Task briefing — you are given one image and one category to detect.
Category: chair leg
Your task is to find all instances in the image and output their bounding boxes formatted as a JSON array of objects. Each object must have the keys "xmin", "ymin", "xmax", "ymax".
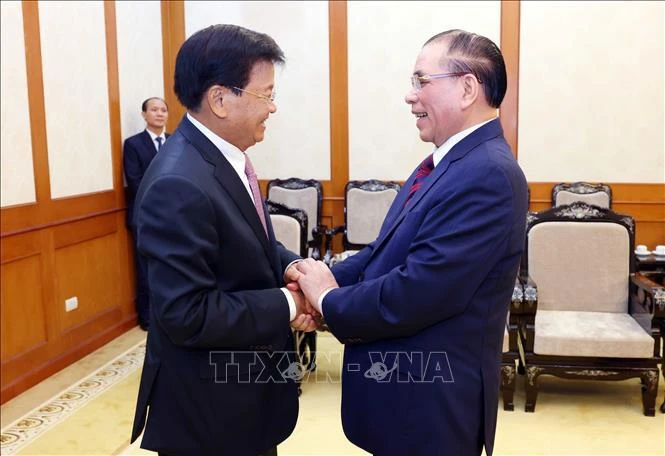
[
  {"xmin": 517, "ymin": 356, "xmax": 525, "ymax": 375},
  {"xmin": 661, "ymin": 364, "xmax": 665, "ymax": 414},
  {"xmin": 640, "ymin": 369, "xmax": 658, "ymax": 417},
  {"xmin": 501, "ymin": 364, "xmax": 516, "ymax": 411},
  {"xmin": 524, "ymin": 366, "xmax": 541, "ymax": 412}
]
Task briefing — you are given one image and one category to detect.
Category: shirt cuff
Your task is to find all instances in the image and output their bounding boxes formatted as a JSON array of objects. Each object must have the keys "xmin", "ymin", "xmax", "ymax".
[
  {"xmin": 317, "ymin": 287, "xmax": 336, "ymax": 318},
  {"xmin": 281, "ymin": 288, "xmax": 297, "ymax": 322},
  {"xmin": 283, "ymin": 259, "xmax": 303, "ymax": 283}
]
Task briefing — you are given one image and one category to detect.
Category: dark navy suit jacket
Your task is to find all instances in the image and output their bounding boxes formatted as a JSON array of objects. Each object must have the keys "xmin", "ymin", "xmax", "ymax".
[
  {"xmin": 324, "ymin": 119, "xmax": 528, "ymax": 456},
  {"xmin": 122, "ymin": 129, "xmax": 170, "ymax": 228},
  {"xmin": 130, "ymin": 116, "xmax": 300, "ymax": 455}
]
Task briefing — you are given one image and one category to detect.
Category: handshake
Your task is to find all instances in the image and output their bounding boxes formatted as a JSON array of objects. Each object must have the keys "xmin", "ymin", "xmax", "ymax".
[{"xmin": 284, "ymin": 258, "xmax": 338, "ymax": 333}]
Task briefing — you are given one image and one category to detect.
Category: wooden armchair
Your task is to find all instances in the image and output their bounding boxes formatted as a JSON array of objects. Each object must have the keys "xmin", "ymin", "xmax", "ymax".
[
  {"xmin": 267, "ymin": 178, "xmax": 327, "ymax": 260},
  {"xmin": 323, "ymin": 179, "xmax": 401, "ymax": 265},
  {"xmin": 519, "ymin": 202, "xmax": 663, "ymax": 416}
]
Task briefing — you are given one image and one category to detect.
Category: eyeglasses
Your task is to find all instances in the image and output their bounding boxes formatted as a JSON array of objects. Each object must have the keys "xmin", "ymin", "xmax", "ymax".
[
  {"xmin": 410, "ymin": 72, "xmax": 478, "ymax": 91},
  {"xmin": 232, "ymin": 86, "xmax": 277, "ymax": 104}
]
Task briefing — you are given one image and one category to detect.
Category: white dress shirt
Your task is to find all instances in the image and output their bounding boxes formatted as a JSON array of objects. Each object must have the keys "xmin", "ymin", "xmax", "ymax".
[{"xmin": 187, "ymin": 113, "xmax": 298, "ymax": 321}]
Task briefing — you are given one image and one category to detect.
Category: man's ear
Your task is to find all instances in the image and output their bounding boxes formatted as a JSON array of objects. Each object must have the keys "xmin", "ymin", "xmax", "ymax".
[
  {"xmin": 460, "ymin": 74, "xmax": 480, "ymax": 109},
  {"xmin": 207, "ymin": 85, "xmax": 228, "ymax": 118}
]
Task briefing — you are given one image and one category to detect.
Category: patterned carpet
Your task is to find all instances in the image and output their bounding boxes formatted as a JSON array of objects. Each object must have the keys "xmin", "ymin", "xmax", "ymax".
[
  {"xmin": 2, "ymin": 330, "xmax": 664, "ymax": 455},
  {"xmin": 1, "ymin": 342, "xmax": 145, "ymax": 455}
]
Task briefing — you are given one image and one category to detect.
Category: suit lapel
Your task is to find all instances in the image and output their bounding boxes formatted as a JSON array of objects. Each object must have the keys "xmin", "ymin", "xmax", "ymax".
[
  {"xmin": 370, "ymin": 119, "xmax": 505, "ymax": 258},
  {"xmin": 140, "ymin": 130, "xmax": 157, "ymax": 162},
  {"xmin": 176, "ymin": 116, "xmax": 273, "ymax": 259}
]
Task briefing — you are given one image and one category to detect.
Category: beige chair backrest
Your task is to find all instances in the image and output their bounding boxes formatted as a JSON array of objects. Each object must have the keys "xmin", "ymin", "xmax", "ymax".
[
  {"xmin": 270, "ymin": 214, "xmax": 304, "ymax": 255},
  {"xmin": 346, "ymin": 188, "xmax": 398, "ymax": 245},
  {"xmin": 555, "ymin": 190, "xmax": 611, "ymax": 209},
  {"xmin": 268, "ymin": 186, "xmax": 318, "ymax": 242},
  {"xmin": 527, "ymin": 221, "xmax": 629, "ymax": 313}
]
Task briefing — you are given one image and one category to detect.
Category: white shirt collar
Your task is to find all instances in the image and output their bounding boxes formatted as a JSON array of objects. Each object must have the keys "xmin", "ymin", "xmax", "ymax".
[
  {"xmin": 145, "ymin": 128, "xmax": 165, "ymax": 142},
  {"xmin": 186, "ymin": 113, "xmax": 255, "ymax": 201},
  {"xmin": 432, "ymin": 117, "xmax": 496, "ymax": 167}
]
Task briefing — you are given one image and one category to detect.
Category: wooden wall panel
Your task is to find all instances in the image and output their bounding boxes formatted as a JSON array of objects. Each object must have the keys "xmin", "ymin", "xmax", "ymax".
[
  {"xmin": 0, "ymin": 2, "xmax": 137, "ymax": 404},
  {"xmin": 0, "ymin": 254, "xmax": 47, "ymax": 360},
  {"xmin": 54, "ymin": 217, "xmax": 120, "ymax": 333}
]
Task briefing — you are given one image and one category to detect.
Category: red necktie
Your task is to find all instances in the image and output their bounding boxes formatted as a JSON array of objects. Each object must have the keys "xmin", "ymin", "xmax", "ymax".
[
  {"xmin": 244, "ymin": 154, "xmax": 268, "ymax": 237},
  {"xmin": 405, "ymin": 153, "xmax": 435, "ymax": 206}
]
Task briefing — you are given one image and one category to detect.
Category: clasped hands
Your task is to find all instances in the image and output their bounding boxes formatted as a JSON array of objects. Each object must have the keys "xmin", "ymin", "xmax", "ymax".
[{"xmin": 285, "ymin": 259, "xmax": 338, "ymax": 332}]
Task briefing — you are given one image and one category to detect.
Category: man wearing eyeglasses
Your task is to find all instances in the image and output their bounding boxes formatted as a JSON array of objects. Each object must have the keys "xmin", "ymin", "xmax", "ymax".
[
  {"xmin": 130, "ymin": 24, "xmax": 317, "ymax": 456},
  {"xmin": 294, "ymin": 29, "xmax": 528, "ymax": 455}
]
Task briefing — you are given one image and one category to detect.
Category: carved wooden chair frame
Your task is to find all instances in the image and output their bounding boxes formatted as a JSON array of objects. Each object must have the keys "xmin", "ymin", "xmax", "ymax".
[{"xmin": 519, "ymin": 202, "xmax": 663, "ymax": 416}]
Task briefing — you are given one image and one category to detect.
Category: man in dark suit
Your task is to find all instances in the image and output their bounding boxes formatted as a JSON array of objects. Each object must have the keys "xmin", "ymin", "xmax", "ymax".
[
  {"xmin": 130, "ymin": 25, "xmax": 316, "ymax": 455},
  {"xmin": 295, "ymin": 30, "xmax": 528, "ymax": 455},
  {"xmin": 123, "ymin": 97, "xmax": 169, "ymax": 330}
]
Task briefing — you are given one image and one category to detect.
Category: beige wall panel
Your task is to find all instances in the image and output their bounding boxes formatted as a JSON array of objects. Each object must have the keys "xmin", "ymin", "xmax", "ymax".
[
  {"xmin": 39, "ymin": 1, "xmax": 114, "ymax": 199},
  {"xmin": 184, "ymin": 1, "xmax": 331, "ymax": 180},
  {"xmin": 116, "ymin": 1, "xmax": 165, "ymax": 142},
  {"xmin": 518, "ymin": 1, "xmax": 664, "ymax": 183},
  {"xmin": 1, "ymin": 254, "xmax": 47, "ymax": 360},
  {"xmin": 348, "ymin": 1, "xmax": 501, "ymax": 181},
  {"xmin": 1, "ymin": 2, "xmax": 36, "ymax": 207}
]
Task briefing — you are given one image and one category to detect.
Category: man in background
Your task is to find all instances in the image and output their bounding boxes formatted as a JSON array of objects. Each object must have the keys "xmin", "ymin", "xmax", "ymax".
[
  {"xmin": 130, "ymin": 24, "xmax": 316, "ymax": 456},
  {"xmin": 295, "ymin": 29, "xmax": 528, "ymax": 456},
  {"xmin": 122, "ymin": 97, "xmax": 169, "ymax": 331}
]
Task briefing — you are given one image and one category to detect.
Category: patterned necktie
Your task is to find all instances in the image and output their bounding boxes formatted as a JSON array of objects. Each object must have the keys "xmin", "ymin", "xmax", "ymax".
[
  {"xmin": 155, "ymin": 136, "xmax": 163, "ymax": 151},
  {"xmin": 405, "ymin": 153, "xmax": 435, "ymax": 206},
  {"xmin": 244, "ymin": 154, "xmax": 268, "ymax": 237}
]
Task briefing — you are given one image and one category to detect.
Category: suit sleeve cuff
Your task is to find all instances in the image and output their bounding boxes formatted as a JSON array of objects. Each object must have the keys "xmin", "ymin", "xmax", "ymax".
[{"xmin": 281, "ymin": 288, "xmax": 296, "ymax": 321}]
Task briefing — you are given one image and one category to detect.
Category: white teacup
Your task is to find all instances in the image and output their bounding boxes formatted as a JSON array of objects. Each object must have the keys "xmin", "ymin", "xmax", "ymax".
[
  {"xmin": 654, "ymin": 245, "xmax": 665, "ymax": 256},
  {"xmin": 635, "ymin": 245, "xmax": 649, "ymax": 255}
]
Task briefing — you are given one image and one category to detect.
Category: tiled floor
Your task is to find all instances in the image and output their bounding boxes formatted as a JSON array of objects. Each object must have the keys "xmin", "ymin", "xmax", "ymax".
[{"xmin": 2, "ymin": 329, "xmax": 664, "ymax": 455}]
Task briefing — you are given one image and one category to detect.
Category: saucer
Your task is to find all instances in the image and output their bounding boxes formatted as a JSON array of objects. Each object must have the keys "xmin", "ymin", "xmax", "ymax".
[
  {"xmin": 634, "ymin": 250, "xmax": 651, "ymax": 256},
  {"xmin": 653, "ymin": 251, "xmax": 665, "ymax": 257}
]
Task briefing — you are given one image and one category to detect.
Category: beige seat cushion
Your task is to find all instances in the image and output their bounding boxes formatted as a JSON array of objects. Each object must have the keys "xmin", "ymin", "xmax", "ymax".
[{"xmin": 534, "ymin": 310, "xmax": 654, "ymax": 358}]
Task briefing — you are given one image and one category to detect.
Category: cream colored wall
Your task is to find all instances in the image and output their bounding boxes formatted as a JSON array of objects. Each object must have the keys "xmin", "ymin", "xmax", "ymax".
[
  {"xmin": 39, "ymin": 1, "xmax": 114, "ymax": 199},
  {"xmin": 1, "ymin": 1, "xmax": 35, "ymax": 208},
  {"xmin": 184, "ymin": 1, "xmax": 331, "ymax": 180},
  {"xmin": 116, "ymin": 1, "xmax": 165, "ymax": 142},
  {"xmin": 347, "ymin": 1, "xmax": 501, "ymax": 181},
  {"xmin": 518, "ymin": 1, "xmax": 664, "ymax": 183}
]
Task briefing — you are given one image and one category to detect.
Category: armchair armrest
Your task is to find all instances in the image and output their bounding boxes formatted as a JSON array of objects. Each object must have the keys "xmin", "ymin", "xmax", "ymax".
[
  {"xmin": 511, "ymin": 277, "xmax": 523, "ymax": 314},
  {"xmin": 519, "ymin": 273, "xmax": 538, "ymax": 352},
  {"xmin": 630, "ymin": 273, "xmax": 665, "ymax": 319},
  {"xmin": 309, "ymin": 224, "xmax": 328, "ymax": 260},
  {"xmin": 520, "ymin": 274, "xmax": 538, "ymax": 315},
  {"xmin": 323, "ymin": 225, "xmax": 345, "ymax": 266}
]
